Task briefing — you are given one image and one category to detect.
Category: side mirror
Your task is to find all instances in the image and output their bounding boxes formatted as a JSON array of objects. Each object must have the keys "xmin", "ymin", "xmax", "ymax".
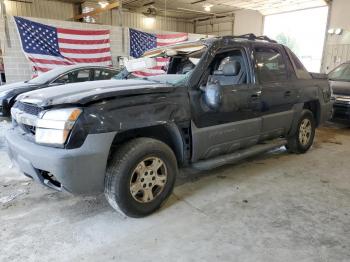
[{"xmin": 204, "ymin": 82, "xmax": 223, "ymax": 110}]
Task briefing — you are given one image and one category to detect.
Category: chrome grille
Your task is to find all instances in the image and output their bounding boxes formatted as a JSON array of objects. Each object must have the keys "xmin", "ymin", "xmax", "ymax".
[
  {"xmin": 15, "ymin": 101, "xmax": 42, "ymax": 116},
  {"xmin": 11, "ymin": 102, "xmax": 40, "ymax": 137}
]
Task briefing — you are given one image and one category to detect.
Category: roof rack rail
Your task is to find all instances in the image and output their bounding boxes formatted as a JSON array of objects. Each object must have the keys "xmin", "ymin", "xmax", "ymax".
[
  {"xmin": 255, "ymin": 35, "xmax": 277, "ymax": 43},
  {"xmin": 222, "ymin": 34, "xmax": 277, "ymax": 43},
  {"xmin": 222, "ymin": 34, "xmax": 256, "ymax": 41}
]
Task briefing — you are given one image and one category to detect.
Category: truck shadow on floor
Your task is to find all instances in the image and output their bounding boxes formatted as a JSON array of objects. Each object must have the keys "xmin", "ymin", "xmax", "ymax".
[
  {"xmin": 1, "ymin": 121, "xmax": 349, "ymax": 219},
  {"xmin": 176, "ymin": 146, "xmax": 289, "ymax": 188},
  {"xmin": 175, "ymin": 120, "xmax": 350, "ymax": 190}
]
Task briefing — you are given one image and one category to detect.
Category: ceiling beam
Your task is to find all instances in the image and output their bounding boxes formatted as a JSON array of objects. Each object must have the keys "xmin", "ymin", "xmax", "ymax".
[
  {"xmin": 71, "ymin": 1, "xmax": 120, "ymax": 21},
  {"xmin": 5, "ymin": 0, "xmax": 32, "ymax": 3}
]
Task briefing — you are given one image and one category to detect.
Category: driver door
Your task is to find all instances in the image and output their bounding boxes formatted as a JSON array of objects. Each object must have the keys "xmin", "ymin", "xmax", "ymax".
[{"xmin": 190, "ymin": 48, "xmax": 262, "ymax": 161}]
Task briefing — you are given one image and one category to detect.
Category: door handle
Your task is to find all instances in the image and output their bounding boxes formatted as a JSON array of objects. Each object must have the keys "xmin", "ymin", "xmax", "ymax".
[
  {"xmin": 284, "ymin": 91, "xmax": 291, "ymax": 97},
  {"xmin": 250, "ymin": 91, "xmax": 261, "ymax": 100}
]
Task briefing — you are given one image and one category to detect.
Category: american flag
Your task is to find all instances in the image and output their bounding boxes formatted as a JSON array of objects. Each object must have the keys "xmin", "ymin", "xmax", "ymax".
[
  {"xmin": 129, "ymin": 28, "xmax": 188, "ymax": 77},
  {"xmin": 14, "ymin": 16, "xmax": 112, "ymax": 74}
]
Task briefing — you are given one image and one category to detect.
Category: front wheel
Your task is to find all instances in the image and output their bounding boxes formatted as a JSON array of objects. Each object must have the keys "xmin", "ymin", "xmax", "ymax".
[
  {"xmin": 105, "ymin": 138, "xmax": 178, "ymax": 218},
  {"xmin": 287, "ymin": 109, "xmax": 316, "ymax": 154}
]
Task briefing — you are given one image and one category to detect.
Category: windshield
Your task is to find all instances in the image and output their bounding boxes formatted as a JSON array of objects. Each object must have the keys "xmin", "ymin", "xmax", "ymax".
[
  {"xmin": 328, "ymin": 63, "xmax": 350, "ymax": 82},
  {"xmin": 115, "ymin": 42, "xmax": 207, "ymax": 86},
  {"xmin": 27, "ymin": 67, "xmax": 71, "ymax": 85}
]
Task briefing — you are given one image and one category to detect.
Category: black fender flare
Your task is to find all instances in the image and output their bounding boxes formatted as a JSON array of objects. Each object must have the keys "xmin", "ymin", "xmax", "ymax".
[{"xmin": 111, "ymin": 122, "xmax": 187, "ymax": 165}]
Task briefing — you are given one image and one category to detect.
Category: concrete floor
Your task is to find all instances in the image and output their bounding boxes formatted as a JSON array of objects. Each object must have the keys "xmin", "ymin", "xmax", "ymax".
[{"xmin": 0, "ymin": 120, "xmax": 350, "ymax": 262}]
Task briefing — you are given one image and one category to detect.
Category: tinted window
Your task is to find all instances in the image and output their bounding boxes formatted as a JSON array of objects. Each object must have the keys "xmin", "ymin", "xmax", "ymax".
[
  {"xmin": 285, "ymin": 47, "xmax": 311, "ymax": 79},
  {"xmin": 328, "ymin": 63, "xmax": 350, "ymax": 81},
  {"xmin": 28, "ymin": 66, "xmax": 75, "ymax": 85},
  {"xmin": 53, "ymin": 73, "xmax": 71, "ymax": 84},
  {"xmin": 94, "ymin": 69, "xmax": 115, "ymax": 80},
  {"xmin": 255, "ymin": 47, "xmax": 288, "ymax": 83},
  {"xmin": 53, "ymin": 69, "xmax": 91, "ymax": 84},
  {"xmin": 76, "ymin": 69, "xmax": 91, "ymax": 82},
  {"xmin": 205, "ymin": 49, "xmax": 247, "ymax": 86}
]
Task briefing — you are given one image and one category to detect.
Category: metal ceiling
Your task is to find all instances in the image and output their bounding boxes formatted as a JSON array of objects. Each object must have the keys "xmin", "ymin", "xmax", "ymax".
[{"xmin": 54, "ymin": 0, "xmax": 328, "ymax": 18}]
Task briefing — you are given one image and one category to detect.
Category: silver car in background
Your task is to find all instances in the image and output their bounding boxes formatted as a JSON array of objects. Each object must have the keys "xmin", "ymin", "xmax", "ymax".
[{"xmin": 328, "ymin": 62, "xmax": 350, "ymax": 120}]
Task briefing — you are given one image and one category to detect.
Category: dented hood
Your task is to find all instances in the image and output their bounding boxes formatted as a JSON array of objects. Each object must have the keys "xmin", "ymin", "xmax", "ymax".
[{"xmin": 17, "ymin": 79, "xmax": 174, "ymax": 107}]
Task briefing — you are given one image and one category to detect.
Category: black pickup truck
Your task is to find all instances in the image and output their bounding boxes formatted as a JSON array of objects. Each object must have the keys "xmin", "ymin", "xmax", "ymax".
[{"xmin": 6, "ymin": 35, "xmax": 332, "ymax": 217}]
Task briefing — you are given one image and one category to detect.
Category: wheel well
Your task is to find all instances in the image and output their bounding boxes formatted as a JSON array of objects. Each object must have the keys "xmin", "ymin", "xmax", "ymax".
[
  {"xmin": 109, "ymin": 125, "xmax": 186, "ymax": 166},
  {"xmin": 303, "ymin": 101, "xmax": 320, "ymax": 126}
]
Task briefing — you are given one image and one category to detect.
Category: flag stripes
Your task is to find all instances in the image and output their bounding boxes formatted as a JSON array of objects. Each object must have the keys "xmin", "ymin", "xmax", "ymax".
[{"xmin": 14, "ymin": 16, "xmax": 112, "ymax": 74}]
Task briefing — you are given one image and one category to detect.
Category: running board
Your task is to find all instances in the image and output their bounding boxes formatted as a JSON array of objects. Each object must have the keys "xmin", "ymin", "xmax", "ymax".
[{"xmin": 191, "ymin": 138, "xmax": 287, "ymax": 171}]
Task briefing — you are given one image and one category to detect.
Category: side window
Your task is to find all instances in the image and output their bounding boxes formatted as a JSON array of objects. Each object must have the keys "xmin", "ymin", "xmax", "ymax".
[
  {"xmin": 54, "ymin": 69, "xmax": 91, "ymax": 84},
  {"xmin": 205, "ymin": 49, "xmax": 248, "ymax": 86},
  {"xmin": 54, "ymin": 73, "xmax": 70, "ymax": 84},
  {"xmin": 255, "ymin": 47, "xmax": 288, "ymax": 83},
  {"xmin": 94, "ymin": 69, "xmax": 113, "ymax": 80},
  {"xmin": 75, "ymin": 69, "xmax": 91, "ymax": 82},
  {"xmin": 286, "ymin": 48, "xmax": 312, "ymax": 79}
]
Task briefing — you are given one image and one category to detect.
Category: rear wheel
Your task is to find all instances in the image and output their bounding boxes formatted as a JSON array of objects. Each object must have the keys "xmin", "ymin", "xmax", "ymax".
[
  {"xmin": 105, "ymin": 138, "xmax": 178, "ymax": 218},
  {"xmin": 287, "ymin": 109, "xmax": 316, "ymax": 154}
]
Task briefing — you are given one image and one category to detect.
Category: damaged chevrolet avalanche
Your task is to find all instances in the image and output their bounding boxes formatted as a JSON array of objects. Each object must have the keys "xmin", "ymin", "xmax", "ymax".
[{"xmin": 6, "ymin": 35, "xmax": 332, "ymax": 217}]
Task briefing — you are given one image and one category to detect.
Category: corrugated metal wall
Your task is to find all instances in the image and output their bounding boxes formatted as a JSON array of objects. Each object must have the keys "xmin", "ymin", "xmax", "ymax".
[
  {"xmin": 195, "ymin": 16, "xmax": 235, "ymax": 36},
  {"xmin": 3, "ymin": 0, "xmax": 74, "ymax": 20},
  {"xmin": 1, "ymin": 0, "xmax": 194, "ymax": 33},
  {"xmin": 320, "ymin": 0, "xmax": 350, "ymax": 72},
  {"xmin": 322, "ymin": 42, "xmax": 350, "ymax": 72},
  {"xmin": 92, "ymin": 9, "xmax": 194, "ymax": 33},
  {"xmin": 0, "ymin": 14, "xmax": 205, "ymax": 83},
  {"xmin": 122, "ymin": 12, "xmax": 194, "ymax": 33}
]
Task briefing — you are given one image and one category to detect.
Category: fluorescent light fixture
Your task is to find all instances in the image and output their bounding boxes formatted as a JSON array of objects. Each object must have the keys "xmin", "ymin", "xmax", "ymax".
[
  {"xmin": 98, "ymin": 1, "xmax": 109, "ymax": 8},
  {"xmin": 327, "ymin": 28, "xmax": 335, "ymax": 34},
  {"xmin": 143, "ymin": 16, "xmax": 155, "ymax": 28},
  {"xmin": 203, "ymin": 4, "xmax": 213, "ymax": 12},
  {"xmin": 335, "ymin": 28, "xmax": 343, "ymax": 35}
]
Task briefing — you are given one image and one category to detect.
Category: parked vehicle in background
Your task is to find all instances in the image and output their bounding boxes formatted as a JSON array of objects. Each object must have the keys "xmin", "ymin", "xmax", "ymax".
[
  {"xmin": 328, "ymin": 62, "xmax": 350, "ymax": 120},
  {"xmin": 6, "ymin": 35, "xmax": 332, "ymax": 217},
  {"xmin": 0, "ymin": 65, "xmax": 119, "ymax": 117}
]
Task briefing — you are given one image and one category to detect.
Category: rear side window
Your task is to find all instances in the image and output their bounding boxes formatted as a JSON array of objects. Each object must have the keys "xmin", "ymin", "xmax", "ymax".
[
  {"xmin": 53, "ymin": 69, "xmax": 91, "ymax": 85},
  {"xmin": 285, "ymin": 47, "xmax": 312, "ymax": 79},
  {"xmin": 255, "ymin": 47, "xmax": 288, "ymax": 83},
  {"xmin": 75, "ymin": 69, "xmax": 91, "ymax": 82},
  {"xmin": 94, "ymin": 69, "xmax": 116, "ymax": 80}
]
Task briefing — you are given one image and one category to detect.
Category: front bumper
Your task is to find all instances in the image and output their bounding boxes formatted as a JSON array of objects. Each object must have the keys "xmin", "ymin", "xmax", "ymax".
[
  {"xmin": 332, "ymin": 101, "xmax": 350, "ymax": 120},
  {"xmin": 6, "ymin": 128, "xmax": 116, "ymax": 194}
]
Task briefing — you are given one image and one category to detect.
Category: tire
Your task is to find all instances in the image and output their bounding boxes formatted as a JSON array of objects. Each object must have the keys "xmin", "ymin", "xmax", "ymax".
[
  {"xmin": 287, "ymin": 109, "xmax": 316, "ymax": 154},
  {"xmin": 105, "ymin": 137, "xmax": 178, "ymax": 218}
]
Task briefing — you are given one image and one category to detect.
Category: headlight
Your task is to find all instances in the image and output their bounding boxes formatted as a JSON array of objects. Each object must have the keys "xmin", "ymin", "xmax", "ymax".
[{"xmin": 35, "ymin": 108, "xmax": 82, "ymax": 146}]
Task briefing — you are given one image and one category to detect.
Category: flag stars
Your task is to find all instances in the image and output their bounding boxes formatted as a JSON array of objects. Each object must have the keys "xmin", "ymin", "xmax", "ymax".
[{"xmin": 15, "ymin": 17, "xmax": 112, "ymax": 69}]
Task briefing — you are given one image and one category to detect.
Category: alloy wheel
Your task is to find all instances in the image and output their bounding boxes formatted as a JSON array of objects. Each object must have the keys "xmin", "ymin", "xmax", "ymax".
[{"xmin": 129, "ymin": 157, "xmax": 168, "ymax": 203}]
